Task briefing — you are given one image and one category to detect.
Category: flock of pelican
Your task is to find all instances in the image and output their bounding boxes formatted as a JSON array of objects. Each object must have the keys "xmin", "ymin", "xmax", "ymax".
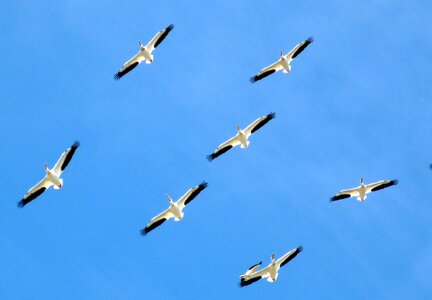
[{"xmin": 18, "ymin": 24, "xmax": 402, "ymax": 288}]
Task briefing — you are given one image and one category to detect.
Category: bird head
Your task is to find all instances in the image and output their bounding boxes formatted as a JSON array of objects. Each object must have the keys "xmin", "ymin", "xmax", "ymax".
[
  {"xmin": 237, "ymin": 125, "xmax": 241, "ymax": 133},
  {"xmin": 166, "ymin": 194, "xmax": 173, "ymax": 204},
  {"xmin": 44, "ymin": 163, "xmax": 49, "ymax": 173},
  {"xmin": 360, "ymin": 178, "xmax": 364, "ymax": 184},
  {"xmin": 271, "ymin": 253, "xmax": 275, "ymax": 263},
  {"xmin": 139, "ymin": 41, "xmax": 145, "ymax": 50}
]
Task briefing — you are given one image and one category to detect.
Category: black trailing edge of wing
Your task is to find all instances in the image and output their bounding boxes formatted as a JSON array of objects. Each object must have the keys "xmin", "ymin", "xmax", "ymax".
[
  {"xmin": 184, "ymin": 181, "xmax": 208, "ymax": 206},
  {"xmin": 17, "ymin": 187, "xmax": 47, "ymax": 208},
  {"xmin": 141, "ymin": 218, "xmax": 167, "ymax": 236},
  {"xmin": 250, "ymin": 69, "xmax": 276, "ymax": 83},
  {"xmin": 154, "ymin": 24, "xmax": 174, "ymax": 49},
  {"xmin": 291, "ymin": 37, "xmax": 314, "ymax": 59},
  {"xmin": 240, "ymin": 276, "xmax": 262, "ymax": 287},
  {"xmin": 330, "ymin": 194, "xmax": 351, "ymax": 202},
  {"xmin": 280, "ymin": 246, "xmax": 303, "ymax": 268},
  {"xmin": 251, "ymin": 112, "xmax": 276, "ymax": 134},
  {"xmin": 61, "ymin": 140, "xmax": 80, "ymax": 171},
  {"xmin": 114, "ymin": 62, "xmax": 139, "ymax": 80},
  {"xmin": 370, "ymin": 180, "xmax": 398, "ymax": 192},
  {"xmin": 206, "ymin": 145, "xmax": 233, "ymax": 162}
]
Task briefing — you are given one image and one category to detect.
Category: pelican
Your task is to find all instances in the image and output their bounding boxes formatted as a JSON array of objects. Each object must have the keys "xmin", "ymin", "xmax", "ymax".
[
  {"xmin": 114, "ymin": 24, "xmax": 174, "ymax": 80},
  {"xmin": 17, "ymin": 141, "xmax": 80, "ymax": 208},
  {"xmin": 207, "ymin": 112, "xmax": 275, "ymax": 161},
  {"xmin": 240, "ymin": 246, "xmax": 303, "ymax": 287},
  {"xmin": 140, "ymin": 181, "xmax": 208, "ymax": 235},
  {"xmin": 250, "ymin": 37, "xmax": 313, "ymax": 83},
  {"xmin": 331, "ymin": 178, "xmax": 398, "ymax": 202}
]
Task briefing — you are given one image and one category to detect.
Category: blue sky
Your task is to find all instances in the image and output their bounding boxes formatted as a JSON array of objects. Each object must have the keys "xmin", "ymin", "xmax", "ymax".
[{"xmin": 1, "ymin": 1, "xmax": 432, "ymax": 299}]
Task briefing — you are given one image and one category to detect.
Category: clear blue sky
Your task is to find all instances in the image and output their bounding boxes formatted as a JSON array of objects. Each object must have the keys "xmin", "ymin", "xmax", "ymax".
[{"xmin": 1, "ymin": 1, "xmax": 431, "ymax": 299}]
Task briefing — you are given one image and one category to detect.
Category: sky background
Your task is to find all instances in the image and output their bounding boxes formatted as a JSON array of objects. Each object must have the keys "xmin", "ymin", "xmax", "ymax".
[{"xmin": 1, "ymin": 1, "xmax": 431, "ymax": 299}]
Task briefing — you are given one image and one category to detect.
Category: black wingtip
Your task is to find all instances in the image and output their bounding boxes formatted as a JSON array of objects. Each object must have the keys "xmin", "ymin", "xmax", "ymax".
[
  {"xmin": 200, "ymin": 181, "xmax": 209, "ymax": 189},
  {"xmin": 297, "ymin": 245, "xmax": 303, "ymax": 252},
  {"xmin": 392, "ymin": 179, "xmax": 399, "ymax": 186},
  {"xmin": 17, "ymin": 200, "xmax": 25, "ymax": 208},
  {"xmin": 268, "ymin": 112, "xmax": 276, "ymax": 120},
  {"xmin": 206, "ymin": 154, "xmax": 215, "ymax": 162},
  {"xmin": 249, "ymin": 76, "xmax": 257, "ymax": 84},
  {"xmin": 306, "ymin": 37, "xmax": 314, "ymax": 44},
  {"xmin": 72, "ymin": 141, "xmax": 80, "ymax": 149},
  {"xmin": 167, "ymin": 24, "xmax": 174, "ymax": 30},
  {"xmin": 139, "ymin": 228, "xmax": 147, "ymax": 236},
  {"xmin": 114, "ymin": 73, "xmax": 121, "ymax": 80}
]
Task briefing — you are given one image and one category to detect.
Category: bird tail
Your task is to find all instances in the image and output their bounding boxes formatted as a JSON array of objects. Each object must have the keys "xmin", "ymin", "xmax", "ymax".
[
  {"xmin": 53, "ymin": 178, "xmax": 63, "ymax": 189},
  {"xmin": 145, "ymin": 54, "xmax": 154, "ymax": 64}
]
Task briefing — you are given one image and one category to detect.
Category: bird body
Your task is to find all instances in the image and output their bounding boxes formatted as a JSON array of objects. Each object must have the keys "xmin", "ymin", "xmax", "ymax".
[
  {"xmin": 240, "ymin": 246, "xmax": 303, "ymax": 287},
  {"xmin": 17, "ymin": 141, "xmax": 80, "ymax": 208},
  {"xmin": 207, "ymin": 113, "xmax": 275, "ymax": 161},
  {"xmin": 331, "ymin": 178, "xmax": 398, "ymax": 202}
]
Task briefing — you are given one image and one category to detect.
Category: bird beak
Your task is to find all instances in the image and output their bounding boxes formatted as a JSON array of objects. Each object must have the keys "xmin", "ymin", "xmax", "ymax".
[
  {"xmin": 271, "ymin": 253, "xmax": 275, "ymax": 260},
  {"xmin": 237, "ymin": 125, "xmax": 241, "ymax": 132},
  {"xmin": 360, "ymin": 178, "xmax": 364, "ymax": 184},
  {"xmin": 166, "ymin": 194, "xmax": 172, "ymax": 202},
  {"xmin": 280, "ymin": 50, "xmax": 283, "ymax": 57}
]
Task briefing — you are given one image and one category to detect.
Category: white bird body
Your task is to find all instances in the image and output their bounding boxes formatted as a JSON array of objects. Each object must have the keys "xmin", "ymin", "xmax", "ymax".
[
  {"xmin": 240, "ymin": 247, "xmax": 303, "ymax": 287},
  {"xmin": 250, "ymin": 37, "xmax": 313, "ymax": 83},
  {"xmin": 331, "ymin": 178, "xmax": 398, "ymax": 202},
  {"xmin": 114, "ymin": 24, "xmax": 174, "ymax": 80},
  {"xmin": 141, "ymin": 182, "xmax": 208, "ymax": 235},
  {"xmin": 207, "ymin": 113, "xmax": 275, "ymax": 161},
  {"xmin": 18, "ymin": 141, "xmax": 80, "ymax": 208}
]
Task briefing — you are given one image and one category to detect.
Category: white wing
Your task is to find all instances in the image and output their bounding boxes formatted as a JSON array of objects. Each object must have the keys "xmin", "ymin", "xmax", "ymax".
[
  {"xmin": 366, "ymin": 179, "xmax": 398, "ymax": 193},
  {"xmin": 17, "ymin": 177, "xmax": 52, "ymax": 208},
  {"xmin": 275, "ymin": 246, "xmax": 303, "ymax": 269},
  {"xmin": 176, "ymin": 181, "xmax": 208, "ymax": 210},
  {"xmin": 243, "ymin": 113, "xmax": 276, "ymax": 138},
  {"xmin": 53, "ymin": 141, "xmax": 80, "ymax": 176},
  {"xmin": 331, "ymin": 186, "xmax": 360, "ymax": 201},
  {"xmin": 141, "ymin": 208, "xmax": 174, "ymax": 236},
  {"xmin": 146, "ymin": 24, "xmax": 174, "ymax": 53},
  {"xmin": 114, "ymin": 52, "xmax": 145, "ymax": 80},
  {"xmin": 207, "ymin": 135, "xmax": 241, "ymax": 161},
  {"xmin": 250, "ymin": 60, "xmax": 284, "ymax": 83},
  {"xmin": 285, "ymin": 37, "xmax": 313, "ymax": 63}
]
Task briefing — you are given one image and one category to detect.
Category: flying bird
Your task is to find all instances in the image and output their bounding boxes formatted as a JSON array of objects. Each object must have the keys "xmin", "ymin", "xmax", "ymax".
[
  {"xmin": 331, "ymin": 178, "xmax": 398, "ymax": 202},
  {"xmin": 17, "ymin": 141, "xmax": 80, "ymax": 208},
  {"xmin": 207, "ymin": 112, "xmax": 275, "ymax": 161},
  {"xmin": 240, "ymin": 246, "xmax": 303, "ymax": 287},
  {"xmin": 250, "ymin": 37, "xmax": 313, "ymax": 83},
  {"xmin": 114, "ymin": 24, "xmax": 174, "ymax": 80},
  {"xmin": 140, "ymin": 181, "xmax": 208, "ymax": 236}
]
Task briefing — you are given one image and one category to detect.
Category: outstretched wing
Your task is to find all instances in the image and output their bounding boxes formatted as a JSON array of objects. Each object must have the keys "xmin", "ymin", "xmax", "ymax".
[
  {"xmin": 114, "ymin": 52, "xmax": 145, "ymax": 80},
  {"xmin": 146, "ymin": 24, "xmax": 175, "ymax": 52},
  {"xmin": 286, "ymin": 37, "xmax": 313, "ymax": 62},
  {"xmin": 140, "ymin": 208, "xmax": 174, "ymax": 236},
  {"xmin": 53, "ymin": 141, "xmax": 80, "ymax": 175},
  {"xmin": 207, "ymin": 135, "xmax": 240, "ymax": 161},
  {"xmin": 276, "ymin": 246, "xmax": 303, "ymax": 268},
  {"xmin": 367, "ymin": 179, "xmax": 398, "ymax": 193},
  {"xmin": 330, "ymin": 186, "xmax": 359, "ymax": 202},
  {"xmin": 243, "ymin": 112, "xmax": 276, "ymax": 138},
  {"xmin": 17, "ymin": 177, "xmax": 52, "ymax": 208},
  {"xmin": 250, "ymin": 60, "xmax": 283, "ymax": 83},
  {"xmin": 177, "ymin": 181, "xmax": 208, "ymax": 210}
]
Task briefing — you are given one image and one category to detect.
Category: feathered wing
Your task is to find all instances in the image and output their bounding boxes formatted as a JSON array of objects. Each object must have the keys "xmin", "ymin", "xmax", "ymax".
[
  {"xmin": 140, "ymin": 208, "xmax": 174, "ymax": 236},
  {"xmin": 276, "ymin": 246, "xmax": 303, "ymax": 268},
  {"xmin": 17, "ymin": 177, "xmax": 52, "ymax": 208},
  {"xmin": 177, "ymin": 181, "xmax": 208, "ymax": 210},
  {"xmin": 250, "ymin": 60, "xmax": 283, "ymax": 83},
  {"xmin": 330, "ymin": 186, "xmax": 359, "ymax": 202},
  {"xmin": 366, "ymin": 179, "xmax": 398, "ymax": 193},
  {"xmin": 240, "ymin": 265, "xmax": 270, "ymax": 287},
  {"xmin": 146, "ymin": 24, "xmax": 174, "ymax": 53},
  {"xmin": 114, "ymin": 52, "xmax": 145, "ymax": 80},
  {"xmin": 286, "ymin": 37, "xmax": 313, "ymax": 62},
  {"xmin": 244, "ymin": 112, "xmax": 276, "ymax": 138},
  {"xmin": 207, "ymin": 135, "xmax": 241, "ymax": 161},
  {"xmin": 53, "ymin": 141, "xmax": 80, "ymax": 175}
]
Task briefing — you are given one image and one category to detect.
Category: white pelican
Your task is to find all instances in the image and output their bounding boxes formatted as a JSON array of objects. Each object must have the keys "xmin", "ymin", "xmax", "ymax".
[
  {"xmin": 114, "ymin": 24, "xmax": 174, "ymax": 80},
  {"xmin": 331, "ymin": 178, "xmax": 398, "ymax": 202},
  {"xmin": 240, "ymin": 246, "xmax": 303, "ymax": 287},
  {"xmin": 207, "ymin": 112, "xmax": 275, "ymax": 161},
  {"xmin": 250, "ymin": 37, "xmax": 313, "ymax": 83},
  {"xmin": 17, "ymin": 141, "xmax": 80, "ymax": 208},
  {"xmin": 140, "ymin": 181, "xmax": 208, "ymax": 236}
]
